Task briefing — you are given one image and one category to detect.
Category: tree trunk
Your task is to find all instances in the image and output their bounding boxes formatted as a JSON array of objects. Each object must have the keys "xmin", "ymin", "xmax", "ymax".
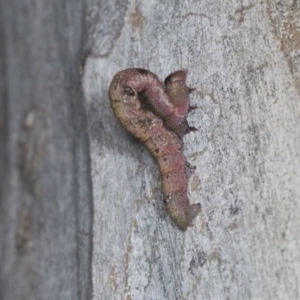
[
  {"xmin": 1, "ymin": 0, "xmax": 300, "ymax": 300},
  {"xmin": 0, "ymin": 1, "xmax": 92, "ymax": 299},
  {"xmin": 83, "ymin": 1, "xmax": 300, "ymax": 299}
]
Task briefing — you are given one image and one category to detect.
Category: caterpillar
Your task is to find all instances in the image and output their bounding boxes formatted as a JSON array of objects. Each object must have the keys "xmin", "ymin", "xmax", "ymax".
[{"xmin": 109, "ymin": 68, "xmax": 201, "ymax": 231}]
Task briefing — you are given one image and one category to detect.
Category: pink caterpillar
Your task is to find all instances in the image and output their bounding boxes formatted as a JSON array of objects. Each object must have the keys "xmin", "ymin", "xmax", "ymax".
[{"xmin": 109, "ymin": 68, "xmax": 200, "ymax": 231}]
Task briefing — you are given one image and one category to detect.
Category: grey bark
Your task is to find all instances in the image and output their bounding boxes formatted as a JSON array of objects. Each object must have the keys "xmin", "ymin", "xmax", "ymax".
[
  {"xmin": 83, "ymin": 1, "xmax": 300, "ymax": 300},
  {"xmin": 2, "ymin": 0, "xmax": 300, "ymax": 300},
  {"xmin": 0, "ymin": 1, "xmax": 92, "ymax": 300}
]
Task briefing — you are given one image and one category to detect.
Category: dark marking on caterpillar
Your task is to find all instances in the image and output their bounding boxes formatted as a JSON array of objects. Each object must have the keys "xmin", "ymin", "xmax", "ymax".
[
  {"xmin": 109, "ymin": 68, "xmax": 201, "ymax": 231},
  {"xmin": 135, "ymin": 68, "xmax": 149, "ymax": 75},
  {"xmin": 124, "ymin": 86, "xmax": 135, "ymax": 97}
]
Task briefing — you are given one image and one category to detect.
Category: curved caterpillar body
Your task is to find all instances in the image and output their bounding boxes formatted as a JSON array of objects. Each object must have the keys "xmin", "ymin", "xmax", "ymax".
[{"xmin": 109, "ymin": 68, "xmax": 201, "ymax": 231}]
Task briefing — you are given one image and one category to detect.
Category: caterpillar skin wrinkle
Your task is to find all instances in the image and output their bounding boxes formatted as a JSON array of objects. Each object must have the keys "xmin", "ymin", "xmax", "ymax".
[{"xmin": 109, "ymin": 68, "xmax": 201, "ymax": 231}]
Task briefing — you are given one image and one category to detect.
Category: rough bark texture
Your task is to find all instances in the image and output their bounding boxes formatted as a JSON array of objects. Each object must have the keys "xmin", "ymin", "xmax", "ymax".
[
  {"xmin": 0, "ymin": 1, "xmax": 93, "ymax": 300},
  {"xmin": 83, "ymin": 1, "xmax": 300, "ymax": 300},
  {"xmin": 2, "ymin": 0, "xmax": 300, "ymax": 300}
]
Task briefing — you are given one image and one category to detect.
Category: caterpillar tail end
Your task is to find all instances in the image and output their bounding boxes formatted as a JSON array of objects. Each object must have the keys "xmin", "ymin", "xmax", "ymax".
[{"xmin": 170, "ymin": 203, "xmax": 201, "ymax": 231}]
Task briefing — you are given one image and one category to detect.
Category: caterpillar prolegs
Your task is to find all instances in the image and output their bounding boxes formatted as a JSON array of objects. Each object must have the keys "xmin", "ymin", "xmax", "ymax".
[{"xmin": 109, "ymin": 68, "xmax": 201, "ymax": 231}]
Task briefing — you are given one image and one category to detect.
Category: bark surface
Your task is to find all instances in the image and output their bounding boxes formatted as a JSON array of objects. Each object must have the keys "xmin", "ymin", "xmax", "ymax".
[
  {"xmin": 83, "ymin": 1, "xmax": 300, "ymax": 300},
  {"xmin": 1, "ymin": 1, "xmax": 300, "ymax": 300},
  {"xmin": 0, "ymin": 1, "xmax": 93, "ymax": 299}
]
